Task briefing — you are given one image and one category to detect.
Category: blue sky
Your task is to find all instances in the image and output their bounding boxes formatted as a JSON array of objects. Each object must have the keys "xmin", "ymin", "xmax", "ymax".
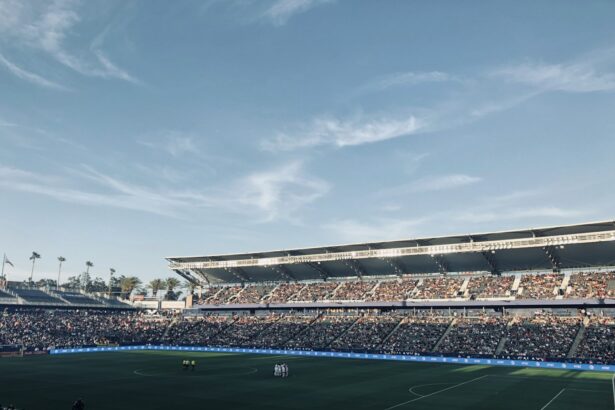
[{"xmin": 1, "ymin": 0, "xmax": 615, "ymax": 282}]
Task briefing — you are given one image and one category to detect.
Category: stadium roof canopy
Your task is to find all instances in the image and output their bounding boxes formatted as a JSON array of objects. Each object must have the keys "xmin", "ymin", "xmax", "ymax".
[{"xmin": 168, "ymin": 220, "xmax": 615, "ymax": 284}]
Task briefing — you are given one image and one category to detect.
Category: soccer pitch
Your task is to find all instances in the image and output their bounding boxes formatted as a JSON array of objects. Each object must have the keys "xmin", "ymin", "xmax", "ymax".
[{"xmin": 0, "ymin": 352, "xmax": 613, "ymax": 409}]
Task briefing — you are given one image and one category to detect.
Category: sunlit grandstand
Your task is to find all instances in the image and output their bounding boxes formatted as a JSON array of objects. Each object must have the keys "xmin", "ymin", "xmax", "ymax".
[{"xmin": 3, "ymin": 221, "xmax": 615, "ymax": 409}]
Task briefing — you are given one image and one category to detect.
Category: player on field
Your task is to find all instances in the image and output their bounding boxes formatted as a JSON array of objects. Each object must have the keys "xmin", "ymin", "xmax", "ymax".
[{"xmin": 191, "ymin": 360, "xmax": 196, "ymax": 371}]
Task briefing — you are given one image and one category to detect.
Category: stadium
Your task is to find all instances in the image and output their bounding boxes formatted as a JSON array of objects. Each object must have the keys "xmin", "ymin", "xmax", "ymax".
[
  {"xmin": 2, "ymin": 221, "xmax": 615, "ymax": 409},
  {"xmin": 2, "ymin": 2, "xmax": 615, "ymax": 410}
]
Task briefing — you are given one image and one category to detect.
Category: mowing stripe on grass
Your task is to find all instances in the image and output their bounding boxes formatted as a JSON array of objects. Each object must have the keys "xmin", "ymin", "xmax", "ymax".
[
  {"xmin": 539, "ymin": 388, "xmax": 566, "ymax": 410},
  {"xmin": 612, "ymin": 373, "xmax": 615, "ymax": 410},
  {"xmin": 384, "ymin": 375, "xmax": 489, "ymax": 410}
]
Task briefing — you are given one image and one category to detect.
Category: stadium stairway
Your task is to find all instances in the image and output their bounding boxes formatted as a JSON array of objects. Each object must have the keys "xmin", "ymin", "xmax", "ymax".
[
  {"xmin": 409, "ymin": 279, "xmax": 423, "ymax": 298},
  {"xmin": 204, "ymin": 287, "xmax": 227, "ymax": 304},
  {"xmin": 459, "ymin": 277, "xmax": 471, "ymax": 293},
  {"xmin": 431, "ymin": 318, "xmax": 458, "ymax": 352},
  {"xmin": 328, "ymin": 281, "xmax": 346, "ymax": 300},
  {"xmin": 280, "ymin": 314, "xmax": 323, "ymax": 347},
  {"xmin": 511, "ymin": 275, "xmax": 522, "ymax": 292},
  {"xmin": 567, "ymin": 317, "xmax": 590, "ymax": 359},
  {"xmin": 495, "ymin": 318, "xmax": 516, "ymax": 355},
  {"xmin": 163, "ymin": 316, "xmax": 180, "ymax": 341},
  {"xmin": 229, "ymin": 286, "xmax": 247, "ymax": 303},
  {"xmin": 559, "ymin": 273, "xmax": 572, "ymax": 299},
  {"xmin": 261, "ymin": 283, "xmax": 280, "ymax": 302},
  {"xmin": 288, "ymin": 283, "xmax": 308, "ymax": 302},
  {"xmin": 325, "ymin": 316, "xmax": 361, "ymax": 348},
  {"xmin": 376, "ymin": 317, "xmax": 405, "ymax": 349},
  {"xmin": 366, "ymin": 281, "xmax": 381, "ymax": 299}
]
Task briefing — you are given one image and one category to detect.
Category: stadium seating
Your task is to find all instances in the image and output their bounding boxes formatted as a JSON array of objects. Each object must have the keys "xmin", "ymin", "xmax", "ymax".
[
  {"xmin": 55, "ymin": 291, "xmax": 104, "ymax": 306},
  {"xmin": 190, "ymin": 271, "xmax": 615, "ymax": 307},
  {"xmin": 2, "ymin": 308, "xmax": 615, "ymax": 365},
  {"xmin": 9, "ymin": 288, "xmax": 66, "ymax": 305},
  {"xmin": 0, "ymin": 289, "xmax": 17, "ymax": 303}
]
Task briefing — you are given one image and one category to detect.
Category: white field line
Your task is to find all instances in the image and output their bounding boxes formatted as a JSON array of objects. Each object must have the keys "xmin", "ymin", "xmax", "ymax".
[
  {"xmin": 539, "ymin": 388, "xmax": 566, "ymax": 410},
  {"xmin": 611, "ymin": 373, "xmax": 615, "ymax": 410},
  {"xmin": 383, "ymin": 375, "xmax": 488, "ymax": 410},
  {"xmin": 408, "ymin": 383, "xmax": 451, "ymax": 397}
]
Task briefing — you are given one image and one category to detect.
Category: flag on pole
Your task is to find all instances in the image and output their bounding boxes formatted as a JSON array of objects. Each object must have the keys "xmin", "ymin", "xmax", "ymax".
[{"xmin": 5, "ymin": 257, "xmax": 13, "ymax": 267}]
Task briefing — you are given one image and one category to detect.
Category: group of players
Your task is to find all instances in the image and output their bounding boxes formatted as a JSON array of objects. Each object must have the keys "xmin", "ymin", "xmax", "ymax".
[
  {"xmin": 273, "ymin": 363, "xmax": 289, "ymax": 378},
  {"xmin": 181, "ymin": 359, "xmax": 196, "ymax": 371}
]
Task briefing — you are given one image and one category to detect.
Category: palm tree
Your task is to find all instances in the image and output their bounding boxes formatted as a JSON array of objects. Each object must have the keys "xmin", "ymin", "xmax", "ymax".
[
  {"xmin": 119, "ymin": 276, "xmax": 142, "ymax": 299},
  {"xmin": 57, "ymin": 256, "xmax": 66, "ymax": 290},
  {"xmin": 165, "ymin": 277, "xmax": 181, "ymax": 300},
  {"xmin": 82, "ymin": 261, "xmax": 93, "ymax": 291},
  {"xmin": 148, "ymin": 278, "xmax": 166, "ymax": 298},
  {"xmin": 108, "ymin": 268, "xmax": 115, "ymax": 298},
  {"xmin": 29, "ymin": 252, "xmax": 41, "ymax": 283},
  {"xmin": 183, "ymin": 280, "xmax": 198, "ymax": 295}
]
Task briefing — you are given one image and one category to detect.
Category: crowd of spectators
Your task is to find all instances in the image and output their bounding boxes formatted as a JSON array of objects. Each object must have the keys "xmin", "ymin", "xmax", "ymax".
[
  {"xmin": 329, "ymin": 281, "xmax": 377, "ymax": 301},
  {"xmin": 467, "ymin": 276, "xmax": 514, "ymax": 299},
  {"xmin": 576, "ymin": 316, "xmax": 615, "ymax": 364},
  {"xmin": 251, "ymin": 315, "xmax": 314, "ymax": 348},
  {"xmin": 285, "ymin": 315, "xmax": 357, "ymax": 350},
  {"xmin": 203, "ymin": 286, "xmax": 243, "ymax": 305},
  {"xmin": 567, "ymin": 272, "xmax": 615, "ymax": 299},
  {"xmin": 0, "ymin": 309, "xmax": 167, "ymax": 350},
  {"xmin": 367, "ymin": 278, "xmax": 418, "ymax": 301},
  {"xmin": 330, "ymin": 315, "xmax": 400, "ymax": 352},
  {"xmin": 164, "ymin": 315, "xmax": 232, "ymax": 345},
  {"xmin": 6, "ymin": 306, "xmax": 615, "ymax": 364},
  {"xmin": 436, "ymin": 316, "xmax": 507, "ymax": 356},
  {"xmin": 381, "ymin": 316, "xmax": 450, "ymax": 354},
  {"xmin": 518, "ymin": 274, "xmax": 563, "ymax": 299},
  {"xmin": 209, "ymin": 314, "xmax": 279, "ymax": 347},
  {"xmin": 232, "ymin": 285, "xmax": 276, "ymax": 304},
  {"xmin": 191, "ymin": 271, "xmax": 615, "ymax": 306},
  {"xmin": 266, "ymin": 283, "xmax": 305, "ymax": 303},
  {"xmin": 291, "ymin": 282, "xmax": 339, "ymax": 302},
  {"xmin": 413, "ymin": 277, "xmax": 464, "ymax": 299},
  {"xmin": 501, "ymin": 314, "xmax": 580, "ymax": 360}
]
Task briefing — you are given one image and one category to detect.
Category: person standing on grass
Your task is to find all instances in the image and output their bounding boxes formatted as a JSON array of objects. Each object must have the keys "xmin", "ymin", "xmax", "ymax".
[
  {"xmin": 191, "ymin": 360, "xmax": 196, "ymax": 371},
  {"xmin": 72, "ymin": 398, "xmax": 85, "ymax": 410}
]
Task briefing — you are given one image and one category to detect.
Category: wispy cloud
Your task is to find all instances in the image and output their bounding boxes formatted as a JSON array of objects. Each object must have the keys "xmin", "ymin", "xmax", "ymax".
[
  {"xmin": 262, "ymin": 114, "xmax": 424, "ymax": 151},
  {"xmin": 138, "ymin": 132, "xmax": 201, "ymax": 158},
  {"xmin": 409, "ymin": 174, "xmax": 483, "ymax": 193},
  {"xmin": 0, "ymin": 165, "xmax": 197, "ymax": 217},
  {"xmin": 378, "ymin": 174, "xmax": 482, "ymax": 198},
  {"xmin": 262, "ymin": 0, "xmax": 333, "ymax": 25},
  {"xmin": 362, "ymin": 71, "xmax": 456, "ymax": 93},
  {"xmin": 0, "ymin": 0, "xmax": 138, "ymax": 84},
  {"xmin": 233, "ymin": 161, "xmax": 330, "ymax": 222},
  {"xmin": 0, "ymin": 52, "xmax": 68, "ymax": 90},
  {"xmin": 0, "ymin": 161, "xmax": 328, "ymax": 222},
  {"xmin": 491, "ymin": 60, "xmax": 615, "ymax": 93}
]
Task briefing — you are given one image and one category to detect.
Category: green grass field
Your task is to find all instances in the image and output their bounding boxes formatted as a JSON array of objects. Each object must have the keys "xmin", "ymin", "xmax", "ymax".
[{"xmin": 0, "ymin": 351, "xmax": 613, "ymax": 409}]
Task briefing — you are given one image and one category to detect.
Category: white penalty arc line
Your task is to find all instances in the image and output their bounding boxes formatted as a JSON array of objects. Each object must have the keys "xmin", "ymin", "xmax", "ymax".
[
  {"xmin": 539, "ymin": 388, "xmax": 566, "ymax": 410},
  {"xmin": 384, "ymin": 375, "xmax": 489, "ymax": 410}
]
